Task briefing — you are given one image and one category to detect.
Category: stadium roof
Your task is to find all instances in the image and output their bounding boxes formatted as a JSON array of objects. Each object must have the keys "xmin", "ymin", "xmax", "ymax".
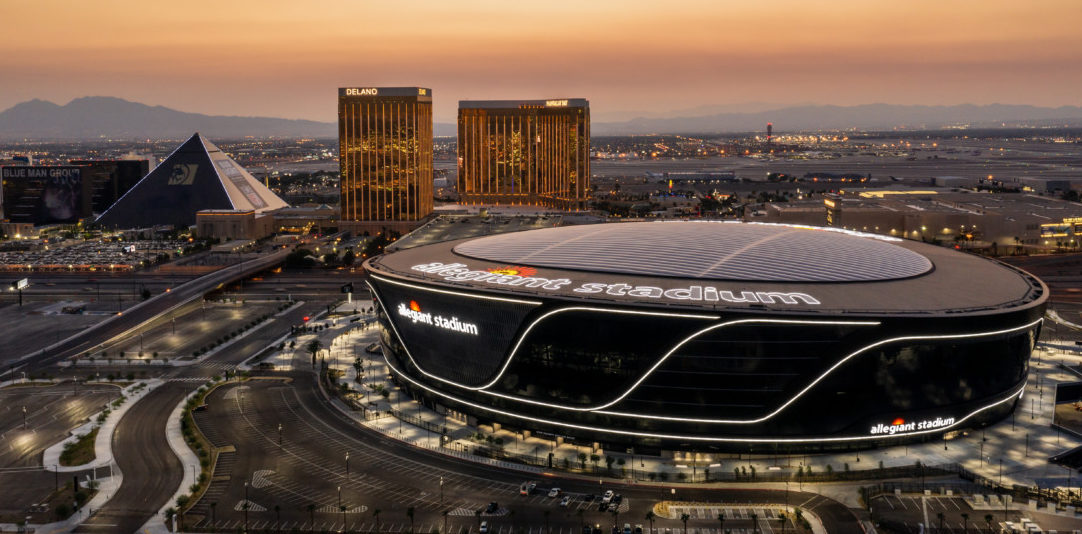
[
  {"xmin": 369, "ymin": 221, "xmax": 1046, "ymax": 316},
  {"xmin": 453, "ymin": 221, "xmax": 932, "ymax": 283},
  {"xmin": 96, "ymin": 133, "xmax": 287, "ymax": 228}
]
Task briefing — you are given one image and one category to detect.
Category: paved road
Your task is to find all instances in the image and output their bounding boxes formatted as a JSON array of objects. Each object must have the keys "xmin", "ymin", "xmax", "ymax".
[
  {"xmin": 75, "ymin": 382, "xmax": 193, "ymax": 534},
  {"xmin": 189, "ymin": 376, "xmax": 862, "ymax": 534}
]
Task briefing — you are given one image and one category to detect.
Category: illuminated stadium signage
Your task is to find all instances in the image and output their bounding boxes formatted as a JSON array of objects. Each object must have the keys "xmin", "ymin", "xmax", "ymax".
[
  {"xmin": 410, "ymin": 262, "xmax": 820, "ymax": 305},
  {"xmin": 869, "ymin": 416, "xmax": 955, "ymax": 435},
  {"xmin": 396, "ymin": 300, "xmax": 479, "ymax": 335}
]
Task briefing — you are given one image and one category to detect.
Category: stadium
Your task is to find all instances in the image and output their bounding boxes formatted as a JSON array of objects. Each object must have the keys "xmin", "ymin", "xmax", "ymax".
[{"xmin": 363, "ymin": 221, "xmax": 1047, "ymax": 452}]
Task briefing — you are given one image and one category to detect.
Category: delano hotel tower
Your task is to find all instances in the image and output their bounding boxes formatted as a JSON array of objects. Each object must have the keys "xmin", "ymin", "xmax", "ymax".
[
  {"xmin": 458, "ymin": 99, "xmax": 589, "ymax": 210},
  {"xmin": 338, "ymin": 87, "xmax": 433, "ymax": 233}
]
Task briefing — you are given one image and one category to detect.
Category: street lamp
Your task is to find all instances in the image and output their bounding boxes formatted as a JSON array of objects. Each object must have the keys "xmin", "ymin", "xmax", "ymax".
[
  {"xmin": 345, "ymin": 451, "xmax": 350, "ymax": 479},
  {"xmin": 278, "ymin": 423, "xmax": 283, "ymax": 447},
  {"xmin": 23, "ymin": 406, "xmax": 27, "ymax": 428}
]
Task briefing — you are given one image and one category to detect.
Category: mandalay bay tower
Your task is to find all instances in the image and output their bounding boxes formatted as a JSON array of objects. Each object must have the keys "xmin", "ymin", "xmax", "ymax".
[{"xmin": 458, "ymin": 99, "xmax": 589, "ymax": 210}]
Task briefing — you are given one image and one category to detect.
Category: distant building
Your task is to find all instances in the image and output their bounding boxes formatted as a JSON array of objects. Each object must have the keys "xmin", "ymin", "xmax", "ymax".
[
  {"xmin": 457, "ymin": 99, "xmax": 590, "ymax": 210},
  {"xmin": 69, "ymin": 159, "xmax": 150, "ymax": 215},
  {"xmin": 96, "ymin": 133, "xmax": 288, "ymax": 229},
  {"xmin": 338, "ymin": 87, "xmax": 434, "ymax": 235},
  {"xmin": 195, "ymin": 209, "xmax": 273, "ymax": 241}
]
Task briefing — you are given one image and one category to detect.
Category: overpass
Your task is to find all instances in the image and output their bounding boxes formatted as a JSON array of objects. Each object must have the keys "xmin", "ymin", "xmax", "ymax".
[{"xmin": 14, "ymin": 248, "xmax": 293, "ymax": 372}]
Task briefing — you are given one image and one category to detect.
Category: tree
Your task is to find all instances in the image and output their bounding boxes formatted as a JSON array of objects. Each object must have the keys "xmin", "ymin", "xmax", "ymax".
[
  {"xmin": 961, "ymin": 512, "xmax": 969, "ymax": 533},
  {"xmin": 408, "ymin": 506, "xmax": 416, "ymax": 534},
  {"xmin": 374, "ymin": 508, "xmax": 382, "ymax": 532},
  {"xmin": 590, "ymin": 453, "xmax": 601, "ymax": 472},
  {"xmin": 937, "ymin": 512, "xmax": 945, "ymax": 532},
  {"xmin": 275, "ymin": 504, "xmax": 282, "ymax": 533},
  {"xmin": 984, "ymin": 514, "xmax": 994, "ymax": 532},
  {"xmin": 578, "ymin": 452, "xmax": 588, "ymax": 470},
  {"xmin": 717, "ymin": 512, "xmax": 724, "ymax": 534},
  {"xmin": 308, "ymin": 504, "xmax": 316, "ymax": 532},
  {"xmin": 750, "ymin": 513, "xmax": 758, "ymax": 534},
  {"xmin": 777, "ymin": 512, "xmax": 786, "ymax": 534},
  {"xmin": 606, "ymin": 455, "xmax": 616, "ymax": 473},
  {"xmin": 681, "ymin": 513, "xmax": 690, "ymax": 534},
  {"xmin": 342, "ymin": 249, "xmax": 356, "ymax": 267},
  {"xmin": 645, "ymin": 510, "xmax": 655, "ymax": 534},
  {"xmin": 307, "ymin": 339, "xmax": 323, "ymax": 366}
]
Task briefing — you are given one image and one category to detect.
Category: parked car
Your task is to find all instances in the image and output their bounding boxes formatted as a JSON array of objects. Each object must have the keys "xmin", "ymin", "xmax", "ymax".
[
  {"xmin": 480, "ymin": 522, "xmax": 489, "ymax": 533},
  {"xmin": 560, "ymin": 495, "xmax": 572, "ymax": 507},
  {"xmin": 485, "ymin": 502, "xmax": 499, "ymax": 514},
  {"xmin": 548, "ymin": 487, "xmax": 562, "ymax": 498},
  {"xmin": 602, "ymin": 490, "xmax": 615, "ymax": 503}
]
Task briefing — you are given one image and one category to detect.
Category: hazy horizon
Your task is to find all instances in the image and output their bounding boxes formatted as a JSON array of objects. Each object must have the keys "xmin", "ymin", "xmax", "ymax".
[{"xmin": 2, "ymin": 0, "xmax": 1080, "ymax": 124}]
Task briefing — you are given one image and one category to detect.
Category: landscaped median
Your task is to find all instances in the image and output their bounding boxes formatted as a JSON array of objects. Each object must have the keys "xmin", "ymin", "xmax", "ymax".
[
  {"xmin": 44, "ymin": 380, "xmax": 154, "ymax": 471},
  {"xmin": 162, "ymin": 372, "xmax": 274, "ymax": 532}
]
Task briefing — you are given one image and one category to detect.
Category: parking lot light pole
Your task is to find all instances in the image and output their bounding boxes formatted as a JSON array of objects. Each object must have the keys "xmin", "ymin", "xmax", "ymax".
[
  {"xmin": 244, "ymin": 481, "xmax": 250, "ymax": 533},
  {"xmin": 278, "ymin": 423, "xmax": 283, "ymax": 447},
  {"xmin": 345, "ymin": 451, "xmax": 350, "ymax": 480},
  {"xmin": 23, "ymin": 406, "xmax": 27, "ymax": 428}
]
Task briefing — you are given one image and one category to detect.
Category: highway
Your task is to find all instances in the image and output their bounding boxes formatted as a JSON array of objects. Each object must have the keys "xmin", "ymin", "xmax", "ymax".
[{"xmin": 15, "ymin": 248, "xmax": 292, "ymax": 371}]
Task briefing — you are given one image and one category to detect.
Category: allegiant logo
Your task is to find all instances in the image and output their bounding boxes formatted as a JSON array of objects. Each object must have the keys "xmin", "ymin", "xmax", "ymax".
[
  {"xmin": 869, "ymin": 416, "xmax": 955, "ymax": 435},
  {"xmin": 396, "ymin": 302, "xmax": 479, "ymax": 335}
]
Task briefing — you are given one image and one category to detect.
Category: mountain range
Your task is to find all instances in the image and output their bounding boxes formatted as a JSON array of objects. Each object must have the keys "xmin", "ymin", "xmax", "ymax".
[{"xmin": 1, "ymin": 96, "xmax": 1081, "ymax": 140}]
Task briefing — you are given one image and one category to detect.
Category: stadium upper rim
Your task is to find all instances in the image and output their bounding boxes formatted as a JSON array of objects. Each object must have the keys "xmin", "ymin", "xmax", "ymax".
[{"xmin": 452, "ymin": 221, "xmax": 933, "ymax": 283}]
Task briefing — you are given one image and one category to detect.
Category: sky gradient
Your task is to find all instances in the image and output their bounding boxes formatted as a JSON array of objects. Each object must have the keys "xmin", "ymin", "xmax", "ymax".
[{"xmin": 2, "ymin": 0, "xmax": 1080, "ymax": 123}]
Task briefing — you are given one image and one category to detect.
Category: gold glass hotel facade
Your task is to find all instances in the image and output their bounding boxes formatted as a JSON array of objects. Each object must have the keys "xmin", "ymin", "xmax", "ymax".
[
  {"xmin": 458, "ymin": 99, "xmax": 590, "ymax": 210},
  {"xmin": 338, "ymin": 87, "xmax": 433, "ymax": 232}
]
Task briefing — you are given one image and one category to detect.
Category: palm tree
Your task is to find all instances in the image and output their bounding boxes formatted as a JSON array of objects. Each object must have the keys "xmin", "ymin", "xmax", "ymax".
[
  {"xmin": 961, "ymin": 513, "xmax": 969, "ymax": 533},
  {"xmin": 984, "ymin": 514, "xmax": 994, "ymax": 532},
  {"xmin": 777, "ymin": 512, "xmax": 786, "ymax": 534},
  {"xmin": 750, "ymin": 513, "xmax": 758, "ymax": 534},
  {"xmin": 937, "ymin": 511, "xmax": 945, "ymax": 532},
  {"xmin": 645, "ymin": 510, "xmax": 655, "ymax": 534},
  {"xmin": 307, "ymin": 503, "xmax": 316, "ymax": 532},
  {"xmin": 275, "ymin": 504, "xmax": 282, "ymax": 533},
  {"xmin": 716, "ymin": 512, "xmax": 724, "ymax": 534},
  {"xmin": 307, "ymin": 339, "xmax": 323, "ymax": 366},
  {"xmin": 340, "ymin": 504, "xmax": 347, "ymax": 531},
  {"xmin": 681, "ymin": 513, "xmax": 690, "ymax": 534},
  {"xmin": 374, "ymin": 508, "xmax": 382, "ymax": 532},
  {"xmin": 408, "ymin": 506, "xmax": 416, "ymax": 534}
]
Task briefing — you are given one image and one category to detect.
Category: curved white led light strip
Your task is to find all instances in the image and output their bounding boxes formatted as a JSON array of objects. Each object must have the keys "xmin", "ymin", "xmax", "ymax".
[
  {"xmin": 594, "ymin": 317, "xmax": 1043, "ymax": 423},
  {"xmin": 369, "ymin": 277, "xmax": 1040, "ymax": 425},
  {"xmin": 367, "ymin": 278, "xmax": 720, "ymax": 393},
  {"xmin": 383, "ymin": 348, "xmax": 1028, "ymax": 444}
]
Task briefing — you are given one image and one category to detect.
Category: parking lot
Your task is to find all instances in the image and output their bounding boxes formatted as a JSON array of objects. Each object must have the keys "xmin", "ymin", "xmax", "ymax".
[{"xmin": 870, "ymin": 494, "xmax": 1012, "ymax": 532}]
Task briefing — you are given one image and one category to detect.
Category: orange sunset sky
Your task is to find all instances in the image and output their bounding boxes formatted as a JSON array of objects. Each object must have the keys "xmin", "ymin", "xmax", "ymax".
[{"xmin": 2, "ymin": 0, "xmax": 1080, "ymax": 123}]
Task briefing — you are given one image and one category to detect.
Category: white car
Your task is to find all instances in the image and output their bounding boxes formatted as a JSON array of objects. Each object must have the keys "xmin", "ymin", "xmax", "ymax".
[
  {"xmin": 548, "ymin": 487, "xmax": 562, "ymax": 498},
  {"xmin": 480, "ymin": 521, "xmax": 489, "ymax": 533},
  {"xmin": 560, "ymin": 495, "xmax": 572, "ymax": 507},
  {"xmin": 602, "ymin": 490, "xmax": 615, "ymax": 503}
]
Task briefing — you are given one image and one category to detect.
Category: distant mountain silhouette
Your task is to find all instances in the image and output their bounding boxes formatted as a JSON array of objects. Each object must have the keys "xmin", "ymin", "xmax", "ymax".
[
  {"xmin": 0, "ymin": 96, "xmax": 336, "ymax": 140},
  {"xmin": 593, "ymin": 103, "xmax": 1082, "ymax": 135},
  {"xmin": 2, "ymin": 97, "xmax": 1081, "ymax": 139}
]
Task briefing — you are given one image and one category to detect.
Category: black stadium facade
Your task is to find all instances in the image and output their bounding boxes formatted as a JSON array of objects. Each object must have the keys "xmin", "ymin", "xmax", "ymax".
[{"xmin": 364, "ymin": 222, "xmax": 1047, "ymax": 452}]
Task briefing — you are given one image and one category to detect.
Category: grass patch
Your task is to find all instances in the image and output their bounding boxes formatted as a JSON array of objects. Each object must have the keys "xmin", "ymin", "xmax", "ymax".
[{"xmin": 59, "ymin": 427, "xmax": 99, "ymax": 466}]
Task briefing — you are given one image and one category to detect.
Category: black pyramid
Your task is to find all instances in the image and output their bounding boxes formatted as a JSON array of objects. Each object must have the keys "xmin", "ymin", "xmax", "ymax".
[{"xmin": 96, "ymin": 133, "xmax": 287, "ymax": 228}]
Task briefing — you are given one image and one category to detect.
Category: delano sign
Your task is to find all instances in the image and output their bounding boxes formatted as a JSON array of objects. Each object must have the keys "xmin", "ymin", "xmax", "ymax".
[{"xmin": 345, "ymin": 88, "xmax": 379, "ymax": 96}]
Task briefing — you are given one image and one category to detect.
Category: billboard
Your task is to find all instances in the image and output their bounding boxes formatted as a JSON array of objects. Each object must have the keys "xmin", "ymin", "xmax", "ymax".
[{"xmin": 1, "ymin": 166, "xmax": 83, "ymax": 224}]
